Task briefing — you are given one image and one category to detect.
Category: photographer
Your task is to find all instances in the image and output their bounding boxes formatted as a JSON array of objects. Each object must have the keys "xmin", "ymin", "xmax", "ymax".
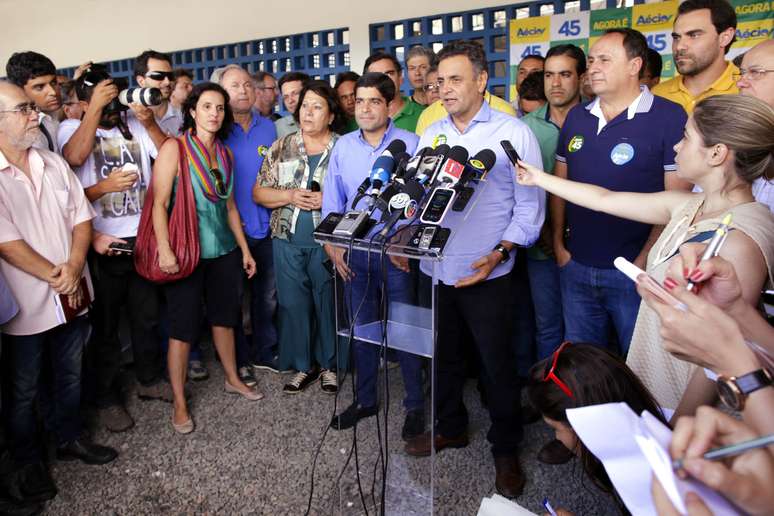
[
  {"xmin": 133, "ymin": 50, "xmax": 183, "ymax": 137},
  {"xmin": 57, "ymin": 65, "xmax": 170, "ymax": 433}
]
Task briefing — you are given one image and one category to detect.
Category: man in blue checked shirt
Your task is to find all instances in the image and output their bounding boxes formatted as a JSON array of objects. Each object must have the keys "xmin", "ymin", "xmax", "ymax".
[
  {"xmin": 322, "ymin": 72, "xmax": 427, "ymax": 441},
  {"xmin": 402, "ymin": 40, "xmax": 545, "ymax": 500}
]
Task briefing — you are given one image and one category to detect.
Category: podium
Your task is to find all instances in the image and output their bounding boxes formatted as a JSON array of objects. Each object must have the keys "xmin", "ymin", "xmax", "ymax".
[{"xmin": 314, "ymin": 230, "xmax": 444, "ymax": 515}]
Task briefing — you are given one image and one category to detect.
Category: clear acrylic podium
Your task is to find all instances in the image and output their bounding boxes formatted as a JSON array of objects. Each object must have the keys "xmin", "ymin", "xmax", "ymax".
[{"xmin": 314, "ymin": 231, "xmax": 443, "ymax": 515}]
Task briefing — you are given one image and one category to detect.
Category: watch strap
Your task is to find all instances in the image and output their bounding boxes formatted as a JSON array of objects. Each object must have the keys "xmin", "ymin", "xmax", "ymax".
[{"xmin": 735, "ymin": 368, "xmax": 773, "ymax": 395}]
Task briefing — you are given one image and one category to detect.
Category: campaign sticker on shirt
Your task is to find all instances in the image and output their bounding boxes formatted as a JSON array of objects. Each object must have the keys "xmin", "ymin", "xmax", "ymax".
[
  {"xmin": 610, "ymin": 143, "xmax": 635, "ymax": 165},
  {"xmin": 568, "ymin": 135, "xmax": 584, "ymax": 153},
  {"xmin": 257, "ymin": 145, "xmax": 268, "ymax": 157},
  {"xmin": 432, "ymin": 134, "xmax": 447, "ymax": 148}
]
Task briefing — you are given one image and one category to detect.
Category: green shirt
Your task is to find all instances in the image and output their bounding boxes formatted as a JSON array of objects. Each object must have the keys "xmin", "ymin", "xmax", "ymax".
[
  {"xmin": 392, "ymin": 96, "xmax": 424, "ymax": 133},
  {"xmin": 521, "ymin": 103, "xmax": 560, "ymax": 261},
  {"xmin": 342, "ymin": 117, "xmax": 359, "ymax": 134}
]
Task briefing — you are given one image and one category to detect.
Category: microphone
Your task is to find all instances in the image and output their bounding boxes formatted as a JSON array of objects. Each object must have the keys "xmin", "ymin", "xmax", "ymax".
[
  {"xmin": 414, "ymin": 144, "xmax": 449, "ymax": 185},
  {"xmin": 368, "ymin": 139, "xmax": 406, "ymax": 196},
  {"xmin": 393, "ymin": 152, "xmax": 411, "ymax": 180},
  {"xmin": 434, "ymin": 145, "xmax": 469, "ymax": 186},
  {"xmin": 403, "ymin": 147, "xmax": 430, "ymax": 181},
  {"xmin": 450, "ymin": 148, "xmax": 497, "ymax": 212},
  {"xmin": 467, "ymin": 149, "xmax": 497, "ymax": 178},
  {"xmin": 375, "ymin": 179, "xmax": 425, "ymax": 241}
]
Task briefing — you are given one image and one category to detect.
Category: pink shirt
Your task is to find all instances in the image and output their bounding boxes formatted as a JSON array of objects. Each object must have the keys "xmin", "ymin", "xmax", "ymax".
[{"xmin": 0, "ymin": 148, "xmax": 95, "ymax": 335}]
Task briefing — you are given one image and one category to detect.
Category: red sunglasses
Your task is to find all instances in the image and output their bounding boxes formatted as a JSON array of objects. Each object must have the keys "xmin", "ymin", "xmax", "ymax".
[{"xmin": 542, "ymin": 341, "xmax": 574, "ymax": 398}]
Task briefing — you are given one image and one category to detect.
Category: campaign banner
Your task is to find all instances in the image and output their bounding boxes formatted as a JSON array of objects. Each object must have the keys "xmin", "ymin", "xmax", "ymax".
[{"xmin": 509, "ymin": 0, "xmax": 769, "ymax": 100}]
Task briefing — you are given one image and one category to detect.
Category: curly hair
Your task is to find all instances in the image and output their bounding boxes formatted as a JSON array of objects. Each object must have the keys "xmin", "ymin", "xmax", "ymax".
[{"xmin": 181, "ymin": 82, "xmax": 234, "ymax": 141}]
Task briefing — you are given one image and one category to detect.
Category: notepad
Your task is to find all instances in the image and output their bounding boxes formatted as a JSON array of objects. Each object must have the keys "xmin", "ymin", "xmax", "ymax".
[{"xmin": 477, "ymin": 494, "xmax": 538, "ymax": 516}]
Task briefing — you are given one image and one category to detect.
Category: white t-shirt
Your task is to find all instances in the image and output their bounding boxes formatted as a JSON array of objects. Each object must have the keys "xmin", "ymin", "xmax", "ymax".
[{"xmin": 58, "ymin": 117, "xmax": 158, "ymax": 238}]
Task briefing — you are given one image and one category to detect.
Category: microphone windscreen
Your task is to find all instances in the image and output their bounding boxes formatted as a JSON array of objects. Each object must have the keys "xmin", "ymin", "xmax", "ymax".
[
  {"xmin": 469, "ymin": 149, "xmax": 497, "ymax": 172},
  {"xmin": 447, "ymin": 145, "xmax": 469, "ymax": 164}
]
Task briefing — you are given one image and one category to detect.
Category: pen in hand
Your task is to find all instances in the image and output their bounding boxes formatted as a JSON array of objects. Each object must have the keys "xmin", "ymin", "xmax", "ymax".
[
  {"xmin": 686, "ymin": 213, "xmax": 732, "ymax": 292},
  {"xmin": 672, "ymin": 433, "xmax": 774, "ymax": 470}
]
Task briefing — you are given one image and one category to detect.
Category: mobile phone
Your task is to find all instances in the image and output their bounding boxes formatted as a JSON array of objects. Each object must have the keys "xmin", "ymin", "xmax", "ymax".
[
  {"xmin": 314, "ymin": 212, "xmax": 343, "ymax": 235},
  {"xmin": 500, "ymin": 140, "xmax": 521, "ymax": 166},
  {"xmin": 613, "ymin": 257, "xmax": 687, "ymax": 311},
  {"xmin": 311, "ymin": 181, "xmax": 320, "ymax": 192},
  {"xmin": 108, "ymin": 241, "xmax": 134, "ymax": 255},
  {"xmin": 419, "ymin": 187, "xmax": 456, "ymax": 225}
]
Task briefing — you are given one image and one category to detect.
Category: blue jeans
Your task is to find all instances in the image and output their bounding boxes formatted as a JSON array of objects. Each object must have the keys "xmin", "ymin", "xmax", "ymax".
[
  {"xmin": 348, "ymin": 251, "xmax": 424, "ymax": 412},
  {"xmin": 559, "ymin": 259, "xmax": 640, "ymax": 356},
  {"xmin": 236, "ymin": 235, "xmax": 278, "ymax": 366},
  {"xmin": 1, "ymin": 317, "xmax": 89, "ymax": 464},
  {"xmin": 527, "ymin": 257, "xmax": 564, "ymax": 361}
]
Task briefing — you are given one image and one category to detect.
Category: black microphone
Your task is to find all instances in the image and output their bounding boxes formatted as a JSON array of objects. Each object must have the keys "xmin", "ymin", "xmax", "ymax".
[
  {"xmin": 415, "ymin": 144, "xmax": 449, "ymax": 185},
  {"xmin": 434, "ymin": 145, "xmax": 469, "ymax": 186},
  {"xmin": 403, "ymin": 147, "xmax": 431, "ymax": 181},
  {"xmin": 375, "ymin": 179, "xmax": 425, "ymax": 240}
]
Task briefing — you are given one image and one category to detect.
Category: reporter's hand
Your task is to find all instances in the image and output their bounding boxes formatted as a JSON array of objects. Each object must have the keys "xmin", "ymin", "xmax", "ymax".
[
  {"xmin": 637, "ymin": 283, "xmax": 758, "ymax": 374},
  {"xmin": 158, "ymin": 247, "xmax": 179, "ymax": 275},
  {"xmin": 92, "ymin": 232, "xmax": 129, "ymax": 256},
  {"xmin": 290, "ymin": 189, "xmax": 317, "ymax": 211},
  {"xmin": 101, "ymin": 168, "xmax": 138, "ymax": 194},
  {"xmin": 324, "ymin": 244, "xmax": 352, "ymax": 281},
  {"xmin": 515, "ymin": 159, "xmax": 545, "ymax": 187},
  {"xmin": 88, "ymin": 79, "xmax": 118, "ymax": 112},
  {"xmin": 652, "ymin": 477, "xmax": 713, "ymax": 516},
  {"xmin": 668, "ymin": 406, "xmax": 774, "ymax": 516},
  {"xmin": 664, "ymin": 245, "xmax": 744, "ymax": 314}
]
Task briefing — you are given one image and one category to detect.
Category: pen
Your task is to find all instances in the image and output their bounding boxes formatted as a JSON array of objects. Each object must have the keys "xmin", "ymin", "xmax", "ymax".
[
  {"xmin": 686, "ymin": 213, "xmax": 733, "ymax": 292},
  {"xmin": 543, "ymin": 497, "xmax": 558, "ymax": 516},
  {"xmin": 672, "ymin": 433, "xmax": 774, "ymax": 470}
]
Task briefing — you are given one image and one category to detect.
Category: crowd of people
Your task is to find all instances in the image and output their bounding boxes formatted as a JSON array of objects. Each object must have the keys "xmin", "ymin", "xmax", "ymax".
[{"xmin": 0, "ymin": 0, "xmax": 772, "ymax": 513}]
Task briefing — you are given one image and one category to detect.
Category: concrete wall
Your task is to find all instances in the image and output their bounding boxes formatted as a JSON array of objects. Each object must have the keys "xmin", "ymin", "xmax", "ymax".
[{"xmin": 2, "ymin": 0, "xmax": 513, "ymax": 74}]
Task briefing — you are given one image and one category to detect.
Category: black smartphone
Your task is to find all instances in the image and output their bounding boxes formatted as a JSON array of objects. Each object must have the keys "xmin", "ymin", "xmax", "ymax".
[
  {"xmin": 108, "ymin": 241, "xmax": 134, "ymax": 255},
  {"xmin": 311, "ymin": 181, "xmax": 320, "ymax": 192},
  {"xmin": 314, "ymin": 212, "xmax": 343, "ymax": 235},
  {"xmin": 500, "ymin": 140, "xmax": 521, "ymax": 166}
]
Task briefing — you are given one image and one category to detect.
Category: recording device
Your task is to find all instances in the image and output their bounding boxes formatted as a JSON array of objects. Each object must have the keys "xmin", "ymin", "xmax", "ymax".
[
  {"xmin": 332, "ymin": 210, "xmax": 372, "ymax": 238},
  {"xmin": 614, "ymin": 257, "xmax": 687, "ymax": 311},
  {"xmin": 311, "ymin": 181, "xmax": 321, "ymax": 192},
  {"xmin": 406, "ymin": 225, "xmax": 451, "ymax": 253},
  {"xmin": 78, "ymin": 64, "xmax": 134, "ymax": 140},
  {"xmin": 315, "ymin": 212, "xmax": 343, "ymax": 234},
  {"xmin": 413, "ymin": 144, "xmax": 449, "ymax": 185},
  {"xmin": 118, "ymin": 87, "xmax": 163, "ymax": 107},
  {"xmin": 434, "ymin": 145, "xmax": 469, "ymax": 186},
  {"xmin": 374, "ymin": 179, "xmax": 424, "ymax": 241},
  {"xmin": 500, "ymin": 140, "xmax": 521, "ymax": 167},
  {"xmin": 420, "ymin": 187, "xmax": 456, "ymax": 225},
  {"xmin": 403, "ymin": 147, "xmax": 430, "ymax": 180}
]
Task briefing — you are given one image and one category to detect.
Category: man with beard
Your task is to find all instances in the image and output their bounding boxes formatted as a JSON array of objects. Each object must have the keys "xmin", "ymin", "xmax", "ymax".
[
  {"xmin": 58, "ymin": 65, "xmax": 170, "ymax": 432},
  {"xmin": 5, "ymin": 52, "xmax": 63, "ymax": 153},
  {"xmin": 652, "ymin": 0, "xmax": 738, "ymax": 113},
  {"xmin": 133, "ymin": 50, "xmax": 183, "ymax": 136},
  {"xmin": 0, "ymin": 81, "xmax": 117, "ymax": 506}
]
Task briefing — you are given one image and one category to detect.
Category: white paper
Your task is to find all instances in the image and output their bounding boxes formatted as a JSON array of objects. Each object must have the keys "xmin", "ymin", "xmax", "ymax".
[
  {"xmin": 566, "ymin": 402, "xmax": 740, "ymax": 516},
  {"xmin": 477, "ymin": 494, "xmax": 538, "ymax": 516}
]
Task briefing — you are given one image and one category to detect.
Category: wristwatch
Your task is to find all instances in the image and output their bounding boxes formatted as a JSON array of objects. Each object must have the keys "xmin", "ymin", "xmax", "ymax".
[
  {"xmin": 493, "ymin": 244, "xmax": 510, "ymax": 264},
  {"xmin": 716, "ymin": 368, "xmax": 773, "ymax": 411}
]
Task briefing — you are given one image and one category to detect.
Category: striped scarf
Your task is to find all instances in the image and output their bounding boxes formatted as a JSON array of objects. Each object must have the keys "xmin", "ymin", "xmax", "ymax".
[{"xmin": 182, "ymin": 130, "xmax": 233, "ymax": 203}]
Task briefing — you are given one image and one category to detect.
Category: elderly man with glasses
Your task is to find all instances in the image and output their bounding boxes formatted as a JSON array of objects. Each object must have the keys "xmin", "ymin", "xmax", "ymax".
[{"xmin": 253, "ymin": 71, "xmax": 281, "ymax": 121}]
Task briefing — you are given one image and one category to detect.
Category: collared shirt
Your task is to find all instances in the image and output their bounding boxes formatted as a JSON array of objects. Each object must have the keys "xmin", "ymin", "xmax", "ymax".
[
  {"xmin": 258, "ymin": 130, "xmax": 338, "ymax": 241},
  {"xmin": 521, "ymin": 102, "xmax": 563, "ymax": 262},
  {"xmin": 415, "ymin": 91, "xmax": 517, "ymax": 136},
  {"xmin": 157, "ymin": 103, "xmax": 184, "ymax": 137},
  {"xmin": 652, "ymin": 61, "xmax": 739, "ymax": 114},
  {"xmin": 555, "ymin": 87, "xmax": 687, "ymax": 268},
  {"xmin": 0, "ymin": 269, "xmax": 19, "ymax": 326},
  {"xmin": 417, "ymin": 101, "xmax": 545, "ymax": 285},
  {"xmin": 58, "ymin": 117, "xmax": 157, "ymax": 239},
  {"xmin": 0, "ymin": 148, "xmax": 95, "ymax": 335},
  {"xmin": 275, "ymin": 114, "xmax": 298, "ymax": 139},
  {"xmin": 224, "ymin": 113, "xmax": 277, "ymax": 239},
  {"xmin": 33, "ymin": 112, "xmax": 60, "ymax": 153},
  {"xmin": 393, "ymin": 96, "xmax": 425, "ymax": 133},
  {"xmin": 322, "ymin": 121, "xmax": 419, "ymax": 235}
]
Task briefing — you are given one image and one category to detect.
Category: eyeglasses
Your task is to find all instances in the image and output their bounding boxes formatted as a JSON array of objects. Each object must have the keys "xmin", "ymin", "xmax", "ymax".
[
  {"xmin": 542, "ymin": 341, "xmax": 574, "ymax": 398},
  {"xmin": 145, "ymin": 71, "xmax": 175, "ymax": 82},
  {"xmin": 0, "ymin": 102, "xmax": 40, "ymax": 116},
  {"xmin": 733, "ymin": 68, "xmax": 774, "ymax": 82},
  {"xmin": 210, "ymin": 168, "xmax": 226, "ymax": 196},
  {"xmin": 423, "ymin": 82, "xmax": 439, "ymax": 93}
]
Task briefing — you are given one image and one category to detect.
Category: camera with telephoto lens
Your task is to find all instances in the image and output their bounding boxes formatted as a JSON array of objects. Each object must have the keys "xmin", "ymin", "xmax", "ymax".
[{"xmin": 118, "ymin": 87, "xmax": 162, "ymax": 107}]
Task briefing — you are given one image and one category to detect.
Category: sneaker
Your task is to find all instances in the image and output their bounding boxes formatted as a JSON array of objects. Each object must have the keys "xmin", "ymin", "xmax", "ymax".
[
  {"xmin": 238, "ymin": 366, "xmax": 257, "ymax": 387},
  {"xmin": 320, "ymin": 369, "xmax": 338, "ymax": 394},
  {"xmin": 283, "ymin": 369, "xmax": 320, "ymax": 394},
  {"xmin": 188, "ymin": 360, "xmax": 209, "ymax": 381},
  {"xmin": 401, "ymin": 409, "xmax": 424, "ymax": 441},
  {"xmin": 99, "ymin": 405, "xmax": 135, "ymax": 433}
]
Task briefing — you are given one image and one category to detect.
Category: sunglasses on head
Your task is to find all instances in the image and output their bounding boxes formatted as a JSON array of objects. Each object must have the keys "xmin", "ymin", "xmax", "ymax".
[
  {"xmin": 145, "ymin": 71, "xmax": 175, "ymax": 82},
  {"xmin": 542, "ymin": 341, "xmax": 574, "ymax": 398}
]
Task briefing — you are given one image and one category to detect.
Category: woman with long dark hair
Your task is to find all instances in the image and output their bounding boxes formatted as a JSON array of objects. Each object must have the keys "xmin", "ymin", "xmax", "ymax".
[
  {"xmin": 151, "ymin": 83, "xmax": 260, "ymax": 434},
  {"xmin": 527, "ymin": 342, "xmax": 668, "ymax": 514}
]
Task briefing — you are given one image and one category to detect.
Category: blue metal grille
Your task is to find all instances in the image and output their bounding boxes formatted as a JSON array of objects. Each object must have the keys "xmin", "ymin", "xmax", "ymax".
[
  {"xmin": 58, "ymin": 27, "xmax": 351, "ymax": 88},
  {"xmin": 369, "ymin": 0, "xmax": 639, "ymax": 101}
]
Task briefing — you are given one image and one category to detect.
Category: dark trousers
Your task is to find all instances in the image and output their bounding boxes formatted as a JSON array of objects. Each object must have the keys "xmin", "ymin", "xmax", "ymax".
[
  {"xmin": 90, "ymin": 251, "xmax": 161, "ymax": 407},
  {"xmin": 236, "ymin": 235, "xmax": 278, "ymax": 366},
  {"xmin": 1, "ymin": 317, "xmax": 89, "ymax": 464},
  {"xmin": 433, "ymin": 274, "xmax": 523, "ymax": 457}
]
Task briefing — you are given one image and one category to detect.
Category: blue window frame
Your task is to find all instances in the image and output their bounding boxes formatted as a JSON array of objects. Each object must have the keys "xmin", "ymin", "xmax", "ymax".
[
  {"xmin": 58, "ymin": 27, "xmax": 351, "ymax": 90},
  {"xmin": 369, "ymin": 0, "xmax": 643, "ymax": 101}
]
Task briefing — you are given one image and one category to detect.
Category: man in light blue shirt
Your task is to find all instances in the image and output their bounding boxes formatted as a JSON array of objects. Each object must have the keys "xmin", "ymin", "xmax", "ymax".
[
  {"xmin": 322, "ymin": 73, "xmax": 426, "ymax": 441},
  {"xmin": 403, "ymin": 40, "xmax": 544, "ymax": 500},
  {"xmin": 0, "ymin": 268, "xmax": 18, "ymax": 326}
]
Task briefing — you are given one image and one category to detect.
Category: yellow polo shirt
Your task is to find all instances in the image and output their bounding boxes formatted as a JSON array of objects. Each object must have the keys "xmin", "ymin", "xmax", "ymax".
[
  {"xmin": 651, "ymin": 61, "xmax": 739, "ymax": 114},
  {"xmin": 415, "ymin": 91, "xmax": 517, "ymax": 135}
]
